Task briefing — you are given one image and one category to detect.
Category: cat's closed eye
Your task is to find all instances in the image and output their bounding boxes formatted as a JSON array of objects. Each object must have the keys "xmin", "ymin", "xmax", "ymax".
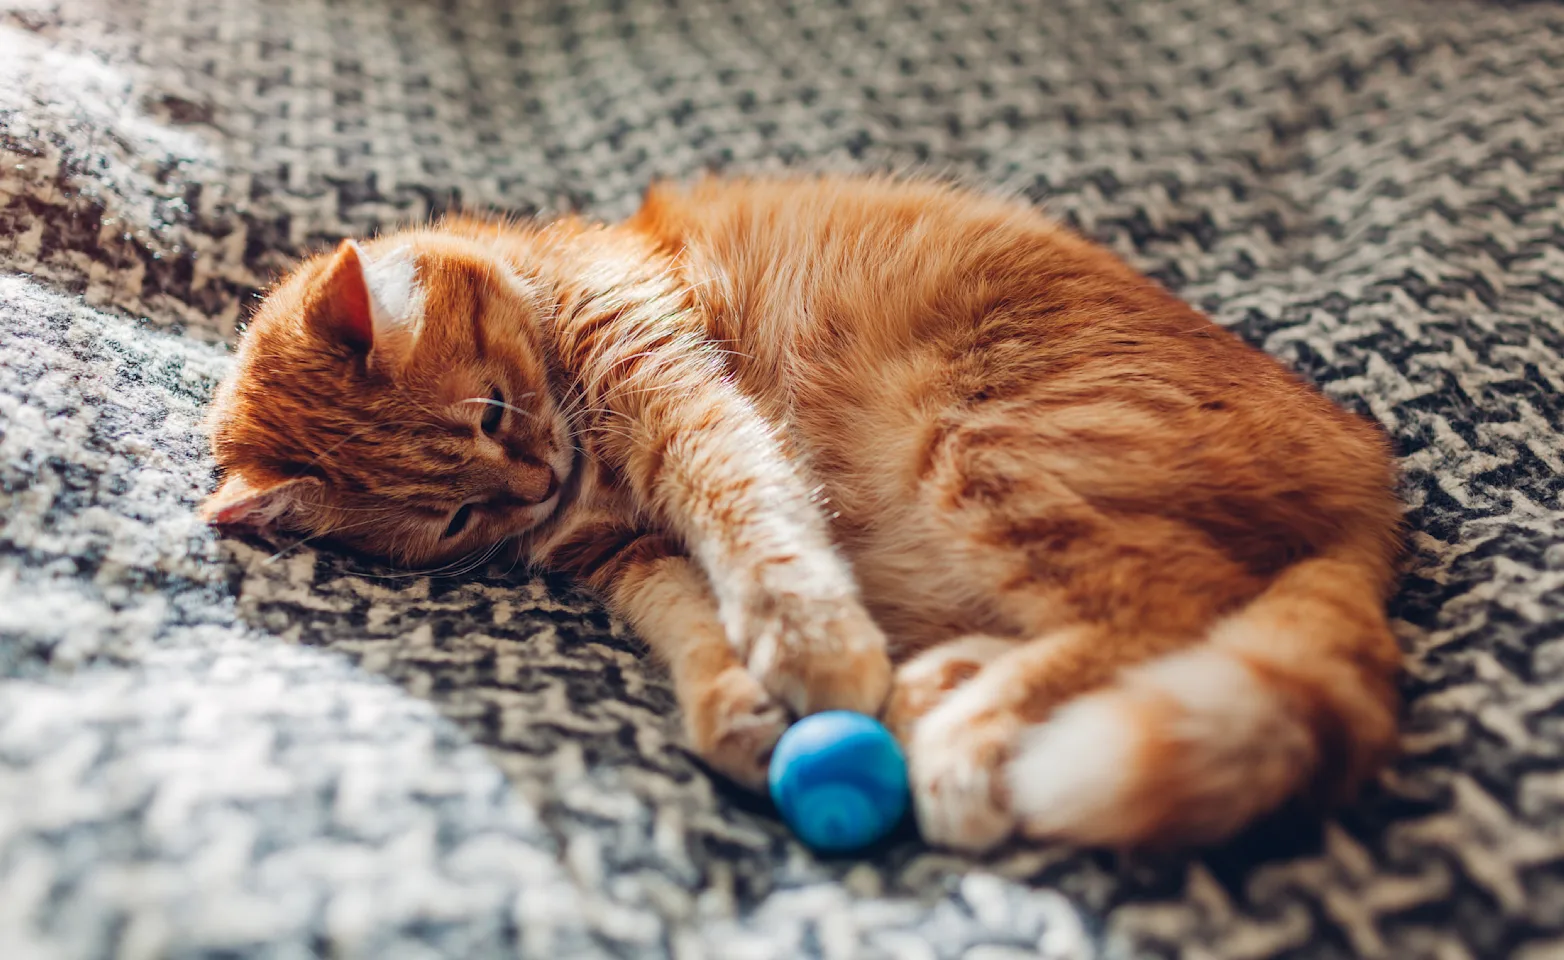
[
  {"xmin": 443, "ymin": 503, "xmax": 474, "ymax": 538},
  {"xmin": 481, "ymin": 387, "xmax": 505, "ymax": 434}
]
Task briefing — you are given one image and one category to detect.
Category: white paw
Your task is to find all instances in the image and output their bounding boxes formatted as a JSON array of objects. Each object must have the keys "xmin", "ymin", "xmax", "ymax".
[
  {"xmin": 738, "ymin": 591, "xmax": 892, "ymax": 718},
  {"xmin": 688, "ymin": 666, "xmax": 792, "ymax": 791},
  {"xmin": 884, "ymin": 635, "xmax": 1020, "ymax": 742},
  {"xmin": 907, "ymin": 686, "xmax": 1019, "ymax": 852}
]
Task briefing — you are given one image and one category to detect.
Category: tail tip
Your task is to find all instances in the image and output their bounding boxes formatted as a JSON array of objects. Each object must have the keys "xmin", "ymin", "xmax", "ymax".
[{"xmin": 1007, "ymin": 648, "xmax": 1312, "ymax": 847}]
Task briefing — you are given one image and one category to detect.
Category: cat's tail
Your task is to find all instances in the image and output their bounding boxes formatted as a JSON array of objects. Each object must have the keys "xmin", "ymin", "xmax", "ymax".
[{"xmin": 1006, "ymin": 548, "xmax": 1402, "ymax": 847}]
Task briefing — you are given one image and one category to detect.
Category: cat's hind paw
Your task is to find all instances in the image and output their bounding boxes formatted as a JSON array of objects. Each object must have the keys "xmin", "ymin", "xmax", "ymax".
[
  {"xmin": 686, "ymin": 665, "xmax": 792, "ymax": 791},
  {"xmin": 906, "ymin": 688, "xmax": 1021, "ymax": 853},
  {"xmin": 884, "ymin": 634, "xmax": 1020, "ymax": 742}
]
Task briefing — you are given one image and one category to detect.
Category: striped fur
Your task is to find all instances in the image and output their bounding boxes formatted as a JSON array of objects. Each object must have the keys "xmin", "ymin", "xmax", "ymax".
[{"xmin": 203, "ymin": 175, "xmax": 1402, "ymax": 848}]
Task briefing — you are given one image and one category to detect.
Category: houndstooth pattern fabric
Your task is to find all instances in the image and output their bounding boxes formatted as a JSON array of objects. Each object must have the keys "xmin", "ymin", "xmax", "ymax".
[{"xmin": 1, "ymin": 0, "xmax": 1562, "ymax": 957}]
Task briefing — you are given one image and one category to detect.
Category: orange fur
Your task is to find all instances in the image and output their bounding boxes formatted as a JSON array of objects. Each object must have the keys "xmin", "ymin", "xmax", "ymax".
[{"xmin": 204, "ymin": 175, "xmax": 1403, "ymax": 851}]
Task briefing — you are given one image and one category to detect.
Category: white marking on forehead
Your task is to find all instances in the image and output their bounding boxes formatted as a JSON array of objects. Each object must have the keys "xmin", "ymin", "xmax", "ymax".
[{"xmin": 355, "ymin": 242, "xmax": 426, "ymax": 339}]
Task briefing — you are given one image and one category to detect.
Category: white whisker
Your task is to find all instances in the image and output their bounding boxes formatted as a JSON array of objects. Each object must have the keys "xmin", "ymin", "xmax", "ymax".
[{"xmin": 461, "ymin": 395, "xmax": 539, "ymax": 422}]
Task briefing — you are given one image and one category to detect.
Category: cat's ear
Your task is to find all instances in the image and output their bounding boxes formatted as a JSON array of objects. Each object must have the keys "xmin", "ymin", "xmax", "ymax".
[
  {"xmin": 200, "ymin": 472, "xmax": 320, "ymax": 531},
  {"xmin": 309, "ymin": 240, "xmax": 424, "ymax": 354}
]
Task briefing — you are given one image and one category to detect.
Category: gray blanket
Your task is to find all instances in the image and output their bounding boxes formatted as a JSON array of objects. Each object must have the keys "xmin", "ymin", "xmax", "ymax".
[{"xmin": 1, "ymin": 1, "xmax": 1561, "ymax": 957}]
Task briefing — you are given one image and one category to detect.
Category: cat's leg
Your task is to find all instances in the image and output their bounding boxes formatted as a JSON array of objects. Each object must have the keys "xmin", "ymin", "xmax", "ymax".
[
  {"xmin": 997, "ymin": 553, "xmax": 1398, "ymax": 850},
  {"xmin": 606, "ymin": 376, "xmax": 892, "ymax": 718},
  {"xmin": 605, "ymin": 541, "xmax": 792, "ymax": 789},
  {"xmin": 893, "ymin": 407, "xmax": 1258, "ymax": 848},
  {"xmin": 555, "ymin": 282, "xmax": 892, "ymax": 721},
  {"xmin": 907, "ymin": 552, "xmax": 1400, "ymax": 852}
]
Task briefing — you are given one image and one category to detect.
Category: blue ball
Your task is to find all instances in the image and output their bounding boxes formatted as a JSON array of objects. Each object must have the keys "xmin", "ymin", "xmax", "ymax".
[{"xmin": 768, "ymin": 711, "xmax": 910, "ymax": 853}]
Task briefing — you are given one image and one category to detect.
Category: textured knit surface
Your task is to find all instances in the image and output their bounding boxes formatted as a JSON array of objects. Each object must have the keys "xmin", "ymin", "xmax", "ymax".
[{"xmin": 1, "ymin": 1, "xmax": 1562, "ymax": 957}]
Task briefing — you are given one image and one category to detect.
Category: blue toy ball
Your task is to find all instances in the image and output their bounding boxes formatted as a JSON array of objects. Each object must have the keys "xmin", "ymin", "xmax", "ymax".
[{"xmin": 768, "ymin": 711, "xmax": 910, "ymax": 853}]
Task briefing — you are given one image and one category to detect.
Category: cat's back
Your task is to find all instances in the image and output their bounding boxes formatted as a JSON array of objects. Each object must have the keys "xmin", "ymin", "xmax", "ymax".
[
  {"xmin": 630, "ymin": 176, "xmax": 1210, "ymax": 364},
  {"xmin": 634, "ymin": 177, "xmax": 1084, "ymax": 349}
]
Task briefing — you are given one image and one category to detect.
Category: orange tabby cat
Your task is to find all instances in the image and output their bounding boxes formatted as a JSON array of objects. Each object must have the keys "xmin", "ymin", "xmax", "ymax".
[{"xmin": 202, "ymin": 176, "xmax": 1402, "ymax": 851}]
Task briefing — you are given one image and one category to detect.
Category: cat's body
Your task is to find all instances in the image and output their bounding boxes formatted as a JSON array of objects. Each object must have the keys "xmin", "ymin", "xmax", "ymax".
[{"xmin": 205, "ymin": 176, "xmax": 1402, "ymax": 851}]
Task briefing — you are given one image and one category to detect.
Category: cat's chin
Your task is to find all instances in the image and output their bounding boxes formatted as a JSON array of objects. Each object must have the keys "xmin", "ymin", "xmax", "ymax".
[
  {"xmin": 546, "ymin": 442, "xmax": 584, "ymax": 516},
  {"xmin": 517, "ymin": 491, "xmax": 563, "ymax": 531}
]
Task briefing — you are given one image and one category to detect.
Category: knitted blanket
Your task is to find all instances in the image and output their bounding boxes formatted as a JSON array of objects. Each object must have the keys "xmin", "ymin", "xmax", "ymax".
[{"xmin": 1, "ymin": 1, "xmax": 1561, "ymax": 957}]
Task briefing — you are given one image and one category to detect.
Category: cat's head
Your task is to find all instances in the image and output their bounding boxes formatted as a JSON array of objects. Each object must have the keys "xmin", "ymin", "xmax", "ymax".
[{"xmin": 202, "ymin": 233, "xmax": 576, "ymax": 567}]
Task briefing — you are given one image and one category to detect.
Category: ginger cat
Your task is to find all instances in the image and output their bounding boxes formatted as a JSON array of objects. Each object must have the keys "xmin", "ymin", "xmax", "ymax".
[{"xmin": 202, "ymin": 176, "xmax": 1403, "ymax": 851}]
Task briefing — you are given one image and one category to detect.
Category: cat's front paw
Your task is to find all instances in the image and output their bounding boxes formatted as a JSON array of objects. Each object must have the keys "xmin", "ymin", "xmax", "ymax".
[
  {"xmin": 686, "ymin": 665, "xmax": 792, "ymax": 790},
  {"xmin": 907, "ymin": 689, "xmax": 1021, "ymax": 853},
  {"xmin": 737, "ymin": 591, "xmax": 893, "ymax": 719}
]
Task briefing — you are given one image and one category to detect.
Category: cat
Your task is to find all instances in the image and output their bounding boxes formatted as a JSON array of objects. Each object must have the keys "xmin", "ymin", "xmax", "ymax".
[{"xmin": 201, "ymin": 175, "xmax": 1403, "ymax": 852}]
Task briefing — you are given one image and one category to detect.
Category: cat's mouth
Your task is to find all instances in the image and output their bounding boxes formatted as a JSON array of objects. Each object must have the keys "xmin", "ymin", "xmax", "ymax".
[
  {"xmin": 546, "ymin": 442, "xmax": 583, "ymax": 514},
  {"xmin": 515, "ymin": 441, "xmax": 580, "ymax": 531}
]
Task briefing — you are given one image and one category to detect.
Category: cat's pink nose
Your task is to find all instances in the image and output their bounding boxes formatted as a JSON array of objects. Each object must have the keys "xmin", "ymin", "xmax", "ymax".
[{"xmin": 501, "ymin": 461, "xmax": 558, "ymax": 506}]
